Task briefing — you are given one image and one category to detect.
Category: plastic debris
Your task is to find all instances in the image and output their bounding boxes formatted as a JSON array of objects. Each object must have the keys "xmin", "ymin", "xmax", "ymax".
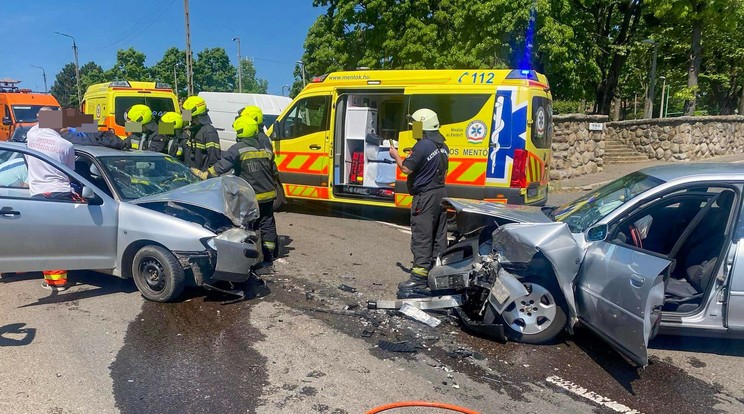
[
  {"xmin": 378, "ymin": 340, "xmax": 417, "ymax": 353},
  {"xmin": 338, "ymin": 284, "xmax": 357, "ymax": 293},
  {"xmin": 399, "ymin": 303, "xmax": 441, "ymax": 327}
]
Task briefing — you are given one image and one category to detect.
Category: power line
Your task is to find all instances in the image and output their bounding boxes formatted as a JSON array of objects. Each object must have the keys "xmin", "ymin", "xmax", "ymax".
[{"xmin": 91, "ymin": 0, "xmax": 177, "ymax": 50}]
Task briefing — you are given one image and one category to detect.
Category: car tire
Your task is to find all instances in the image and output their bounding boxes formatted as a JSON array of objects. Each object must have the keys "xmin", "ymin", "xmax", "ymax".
[
  {"xmin": 500, "ymin": 276, "xmax": 567, "ymax": 344},
  {"xmin": 132, "ymin": 245, "xmax": 185, "ymax": 302},
  {"xmin": 273, "ymin": 182, "xmax": 286, "ymax": 212},
  {"xmin": 446, "ymin": 211, "xmax": 457, "ymax": 233}
]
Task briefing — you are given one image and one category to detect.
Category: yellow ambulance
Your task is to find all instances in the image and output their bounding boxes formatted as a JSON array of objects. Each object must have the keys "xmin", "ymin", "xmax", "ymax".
[
  {"xmin": 268, "ymin": 69, "xmax": 553, "ymax": 209},
  {"xmin": 82, "ymin": 81, "xmax": 179, "ymax": 141}
]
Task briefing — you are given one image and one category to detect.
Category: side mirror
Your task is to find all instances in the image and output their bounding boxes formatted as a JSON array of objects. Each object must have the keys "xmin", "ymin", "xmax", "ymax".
[
  {"xmin": 586, "ymin": 224, "xmax": 608, "ymax": 242},
  {"xmin": 81, "ymin": 186, "xmax": 103, "ymax": 206},
  {"xmin": 271, "ymin": 120, "xmax": 280, "ymax": 140},
  {"xmin": 2, "ymin": 116, "xmax": 11, "ymax": 126}
]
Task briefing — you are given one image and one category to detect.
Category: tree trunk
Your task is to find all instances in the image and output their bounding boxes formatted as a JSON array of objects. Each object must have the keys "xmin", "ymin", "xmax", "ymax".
[{"xmin": 684, "ymin": 10, "xmax": 704, "ymax": 115}]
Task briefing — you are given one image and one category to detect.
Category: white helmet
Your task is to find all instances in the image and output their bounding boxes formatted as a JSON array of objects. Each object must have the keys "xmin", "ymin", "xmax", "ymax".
[{"xmin": 409, "ymin": 108, "xmax": 440, "ymax": 131}]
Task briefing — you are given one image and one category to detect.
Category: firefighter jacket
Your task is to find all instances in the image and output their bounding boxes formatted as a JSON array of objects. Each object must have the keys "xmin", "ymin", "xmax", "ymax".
[
  {"xmin": 182, "ymin": 115, "xmax": 221, "ymax": 170},
  {"xmin": 207, "ymin": 136, "xmax": 278, "ymax": 202}
]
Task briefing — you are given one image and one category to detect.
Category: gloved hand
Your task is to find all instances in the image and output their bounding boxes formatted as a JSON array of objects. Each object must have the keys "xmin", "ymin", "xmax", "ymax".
[{"xmin": 190, "ymin": 167, "xmax": 208, "ymax": 180}]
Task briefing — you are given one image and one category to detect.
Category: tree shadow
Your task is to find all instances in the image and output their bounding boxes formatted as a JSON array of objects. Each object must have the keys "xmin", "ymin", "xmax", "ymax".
[{"xmin": 0, "ymin": 323, "xmax": 36, "ymax": 347}]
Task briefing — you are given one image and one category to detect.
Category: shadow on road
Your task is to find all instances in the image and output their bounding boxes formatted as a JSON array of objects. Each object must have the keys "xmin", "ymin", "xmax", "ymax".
[
  {"xmin": 651, "ymin": 334, "xmax": 744, "ymax": 358},
  {"xmin": 18, "ymin": 271, "xmax": 139, "ymax": 308},
  {"xmin": 282, "ymin": 200, "xmax": 410, "ymax": 226},
  {"xmin": 569, "ymin": 327, "xmax": 641, "ymax": 394},
  {"xmin": 0, "ymin": 323, "xmax": 36, "ymax": 347}
]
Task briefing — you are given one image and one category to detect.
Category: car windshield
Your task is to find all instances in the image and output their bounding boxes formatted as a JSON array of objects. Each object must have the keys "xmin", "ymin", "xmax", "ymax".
[
  {"xmin": 12, "ymin": 105, "xmax": 59, "ymax": 123},
  {"xmin": 550, "ymin": 171, "xmax": 665, "ymax": 233},
  {"xmin": 98, "ymin": 154, "xmax": 201, "ymax": 200},
  {"xmin": 114, "ymin": 97, "xmax": 175, "ymax": 126}
]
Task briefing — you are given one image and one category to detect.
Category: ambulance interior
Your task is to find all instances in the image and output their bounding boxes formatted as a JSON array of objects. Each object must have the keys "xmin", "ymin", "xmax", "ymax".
[{"xmin": 333, "ymin": 93, "xmax": 406, "ymax": 201}]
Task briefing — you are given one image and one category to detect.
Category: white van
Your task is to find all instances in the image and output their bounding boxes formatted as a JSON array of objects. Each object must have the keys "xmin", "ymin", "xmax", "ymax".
[{"xmin": 197, "ymin": 92, "xmax": 291, "ymax": 150}]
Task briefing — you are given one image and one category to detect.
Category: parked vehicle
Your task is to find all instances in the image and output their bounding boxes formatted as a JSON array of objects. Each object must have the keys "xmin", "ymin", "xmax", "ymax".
[
  {"xmin": 82, "ymin": 80, "xmax": 178, "ymax": 144},
  {"xmin": 268, "ymin": 69, "xmax": 553, "ymax": 210},
  {"xmin": 0, "ymin": 142, "xmax": 263, "ymax": 302},
  {"xmin": 0, "ymin": 79, "xmax": 61, "ymax": 141},
  {"xmin": 425, "ymin": 164, "xmax": 744, "ymax": 366},
  {"xmin": 197, "ymin": 91, "xmax": 291, "ymax": 150}
]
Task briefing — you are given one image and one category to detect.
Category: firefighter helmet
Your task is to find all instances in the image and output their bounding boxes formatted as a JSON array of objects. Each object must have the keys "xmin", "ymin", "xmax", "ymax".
[
  {"xmin": 182, "ymin": 96, "xmax": 207, "ymax": 116},
  {"xmin": 238, "ymin": 105, "xmax": 263, "ymax": 124},
  {"xmin": 126, "ymin": 104, "xmax": 153, "ymax": 124},
  {"xmin": 160, "ymin": 111, "xmax": 184, "ymax": 130},
  {"xmin": 409, "ymin": 108, "xmax": 440, "ymax": 131},
  {"xmin": 233, "ymin": 116, "xmax": 259, "ymax": 139}
]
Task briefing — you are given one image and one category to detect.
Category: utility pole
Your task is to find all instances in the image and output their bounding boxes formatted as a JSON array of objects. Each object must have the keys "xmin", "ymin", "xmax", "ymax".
[
  {"xmin": 183, "ymin": 0, "xmax": 194, "ymax": 96},
  {"xmin": 659, "ymin": 76, "xmax": 667, "ymax": 118},
  {"xmin": 282, "ymin": 85, "xmax": 290, "ymax": 96},
  {"xmin": 30, "ymin": 65, "xmax": 47, "ymax": 93},
  {"xmin": 55, "ymin": 32, "xmax": 81, "ymax": 104},
  {"xmin": 233, "ymin": 37, "xmax": 242, "ymax": 93},
  {"xmin": 173, "ymin": 64, "xmax": 179, "ymax": 97},
  {"xmin": 297, "ymin": 61, "xmax": 307, "ymax": 87},
  {"xmin": 642, "ymin": 39, "xmax": 658, "ymax": 119}
]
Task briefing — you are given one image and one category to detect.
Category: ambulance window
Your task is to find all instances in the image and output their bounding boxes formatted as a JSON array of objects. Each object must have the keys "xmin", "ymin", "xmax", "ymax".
[
  {"xmin": 530, "ymin": 97, "xmax": 552, "ymax": 149},
  {"xmin": 408, "ymin": 94, "xmax": 490, "ymax": 126},
  {"xmin": 114, "ymin": 97, "xmax": 176, "ymax": 126},
  {"xmin": 278, "ymin": 95, "xmax": 330, "ymax": 140}
]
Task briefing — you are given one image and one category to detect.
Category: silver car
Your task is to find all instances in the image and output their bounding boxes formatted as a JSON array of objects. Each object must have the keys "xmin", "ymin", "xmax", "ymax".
[
  {"xmin": 430, "ymin": 163, "xmax": 744, "ymax": 366},
  {"xmin": 0, "ymin": 142, "xmax": 263, "ymax": 302}
]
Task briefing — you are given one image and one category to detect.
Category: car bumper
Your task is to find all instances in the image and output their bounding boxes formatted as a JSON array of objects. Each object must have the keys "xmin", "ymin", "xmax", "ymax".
[{"xmin": 175, "ymin": 228, "xmax": 262, "ymax": 284}]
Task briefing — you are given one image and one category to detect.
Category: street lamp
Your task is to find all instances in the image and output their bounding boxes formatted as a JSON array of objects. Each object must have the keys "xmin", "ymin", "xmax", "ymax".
[
  {"xmin": 54, "ymin": 31, "xmax": 81, "ymax": 105},
  {"xmin": 233, "ymin": 37, "xmax": 242, "ymax": 93},
  {"xmin": 659, "ymin": 76, "xmax": 667, "ymax": 119},
  {"xmin": 642, "ymin": 39, "xmax": 658, "ymax": 119},
  {"xmin": 281, "ymin": 85, "xmax": 290, "ymax": 96},
  {"xmin": 296, "ymin": 60, "xmax": 307, "ymax": 87},
  {"xmin": 30, "ymin": 65, "xmax": 48, "ymax": 93}
]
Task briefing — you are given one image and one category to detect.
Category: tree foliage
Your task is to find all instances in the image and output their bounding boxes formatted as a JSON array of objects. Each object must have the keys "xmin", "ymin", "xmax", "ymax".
[
  {"xmin": 105, "ymin": 48, "xmax": 151, "ymax": 81},
  {"xmin": 51, "ymin": 61, "xmax": 107, "ymax": 108},
  {"xmin": 151, "ymin": 47, "xmax": 189, "ymax": 98},
  {"xmin": 193, "ymin": 48, "xmax": 237, "ymax": 93},
  {"xmin": 236, "ymin": 59, "xmax": 269, "ymax": 94}
]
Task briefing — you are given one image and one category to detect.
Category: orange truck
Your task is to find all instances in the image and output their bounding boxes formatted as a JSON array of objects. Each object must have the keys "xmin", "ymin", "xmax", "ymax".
[{"xmin": 0, "ymin": 79, "xmax": 61, "ymax": 141}]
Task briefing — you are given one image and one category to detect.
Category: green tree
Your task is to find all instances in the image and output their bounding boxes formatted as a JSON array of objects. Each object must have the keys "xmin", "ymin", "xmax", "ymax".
[
  {"xmin": 105, "ymin": 48, "xmax": 151, "ymax": 81},
  {"xmin": 193, "ymin": 47, "xmax": 236, "ymax": 92},
  {"xmin": 151, "ymin": 47, "xmax": 189, "ymax": 98},
  {"xmin": 235, "ymin": 59, "xmax": 269, "ymax": 93},
  {"xmin": 51, "ymin": 61, "xmax": 107, "ymax": 108}
]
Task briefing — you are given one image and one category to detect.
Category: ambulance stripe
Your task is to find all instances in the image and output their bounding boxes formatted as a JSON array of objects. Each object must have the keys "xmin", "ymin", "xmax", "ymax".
[{"xmin": 287, "ymin": 155, "xmax": 310, "ymax": 169}]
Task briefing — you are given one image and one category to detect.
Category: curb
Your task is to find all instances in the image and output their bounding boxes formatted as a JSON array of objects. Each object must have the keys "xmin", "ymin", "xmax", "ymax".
[{"xmin": 550, "ymin": 179, "xmax": 613, "ymax": 193}]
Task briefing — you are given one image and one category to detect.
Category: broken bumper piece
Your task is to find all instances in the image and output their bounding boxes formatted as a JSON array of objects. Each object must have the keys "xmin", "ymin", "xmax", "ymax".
[
  {"xmin": 211, "ymin": 228, "xmax": 262, "ymax": 283},
  {"xmin": 452, "ymin": 307, "xmax": 506, "ymax": 342}
]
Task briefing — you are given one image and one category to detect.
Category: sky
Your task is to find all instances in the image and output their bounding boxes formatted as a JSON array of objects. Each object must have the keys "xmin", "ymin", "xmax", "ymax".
[{"xmin": 0, "ymin": 0, "xmax": 324, "ymax": 96}]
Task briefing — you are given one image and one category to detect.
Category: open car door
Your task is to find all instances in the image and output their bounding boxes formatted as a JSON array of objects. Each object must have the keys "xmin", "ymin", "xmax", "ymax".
[{"xmin": 576, "ymin": 241, "xmax": 671, "ymax": 366}]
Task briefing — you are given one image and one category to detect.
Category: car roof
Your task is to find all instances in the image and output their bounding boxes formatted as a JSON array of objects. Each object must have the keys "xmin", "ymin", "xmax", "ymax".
[
  {"xmin": 74, "ymin": 145, "xmax": 168, "ymax": 158},
  {"xmin": 640, "ymin": 163, "xmax": 744, "ymax": 182}
]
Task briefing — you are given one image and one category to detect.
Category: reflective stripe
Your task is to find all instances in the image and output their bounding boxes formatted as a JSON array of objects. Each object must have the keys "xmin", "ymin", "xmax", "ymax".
[
  {"xmin": 206, "ymin": 142, "xmax": 220, "ymax": 148},
  {"xmin": 131, "ymin": 178, "xmax": 150, "ymax": 185},
  {"xmin": 263, "ymin": 241, "xmax": 276, "ymax": 249},
  {"xmin": 190, "ymin": 142, "xmax": 207, "ymax": 149},
  {"xmin": 256, "ymin": 190, "xmax": 277, "ymax": 201},
  {"xmin": 43, "ymin": 270, "xmax": 68, "ymax": 285},
  {"xmin": 239, "ymin": 150, "xmax": 272, "ymax": 160},
  {"xmin": 411, "ymin": 267, "xmax": 429, "ymax": 277},
  {"xmin": 207, "ymin": 166, "xmax": 217, "ymax": 176}
]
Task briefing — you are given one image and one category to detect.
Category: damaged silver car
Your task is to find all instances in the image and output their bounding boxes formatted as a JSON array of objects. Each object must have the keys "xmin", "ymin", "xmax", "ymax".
[
  {"xmin": 419, "ymin": 164, "xmax": 744, "ymax": 366},
  {"xmin": 0, "ymin": 143, "xmax": 263, "ymax": 302}
]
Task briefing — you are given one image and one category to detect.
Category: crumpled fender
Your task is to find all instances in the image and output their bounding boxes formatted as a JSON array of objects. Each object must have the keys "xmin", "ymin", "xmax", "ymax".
[{"xmin": 492, "ymin": 222, "xmax": 583, "ymax": 328}]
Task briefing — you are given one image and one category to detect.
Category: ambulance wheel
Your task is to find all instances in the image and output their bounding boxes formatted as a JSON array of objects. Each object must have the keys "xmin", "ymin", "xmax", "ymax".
[
  {"xmin": 273, "ymin": 183, "xmax": 287, "ymax": 212},
  {"xmin": 500, "ymin": 276, "xmax": 567, "ymax": 344},
  {"xmin": 132, "ymin": 245, "xmax": 185, "ymax": 302}
]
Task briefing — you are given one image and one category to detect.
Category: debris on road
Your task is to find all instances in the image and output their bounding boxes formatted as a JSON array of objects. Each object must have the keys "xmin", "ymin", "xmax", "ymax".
[
  {"xmin": 378, "ymin": 340, "xmax": 418, "ymax": 353},
  {"xmin": 338, "ymin": 284, "xmax": 357, "ymax": 293},
  {"xmin": 399, "ymin": 303, "xmax": 441, "ymax": 327}
]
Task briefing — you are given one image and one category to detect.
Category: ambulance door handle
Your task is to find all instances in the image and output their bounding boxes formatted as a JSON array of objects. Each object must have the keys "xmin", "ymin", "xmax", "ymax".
[
  {"xmin": 309, "ymin": 144, "xmax": 321, "ymax": 150},
  {"xmin": 403, "ymin": 147, "xmax": 412, "ymax": 154}
]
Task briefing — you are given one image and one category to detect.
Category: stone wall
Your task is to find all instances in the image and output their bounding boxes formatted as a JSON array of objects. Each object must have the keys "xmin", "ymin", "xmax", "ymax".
[
  {"xmin": 606, "ymin": 116, "xmax": 744, "ymax": 161},
  {"xmin": 551, "ymin": 114, "xmax": 608, "ymax": 180}
]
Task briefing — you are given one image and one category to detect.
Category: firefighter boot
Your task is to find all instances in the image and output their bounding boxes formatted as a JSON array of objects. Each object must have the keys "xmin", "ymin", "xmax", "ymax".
[{"xmin": 396, "ymin": 267, "xmax": 431, "ymax": 299}]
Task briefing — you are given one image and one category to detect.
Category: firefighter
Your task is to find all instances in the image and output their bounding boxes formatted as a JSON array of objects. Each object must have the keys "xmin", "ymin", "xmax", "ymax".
[
  {"xmin": 125, "ymin": 104, "xmax": 157, "ymax": 150},
  {"xmin": 388, "ymin": 108, "xmax": 449, "ymax": 298},
  {"xmin": 236, "ymin": 105, "xmax": 272, "ymax": 151},
  {"xmin": 191, "ymin": 116, "xmax": 279, "ymax": 267},
  {"xmin": 181, "ymin": 96, "xmax": 221, "ymax": 169},
  {"xmin": 148, "ymin": 111, "xmax": 185, "ymax": 156}
]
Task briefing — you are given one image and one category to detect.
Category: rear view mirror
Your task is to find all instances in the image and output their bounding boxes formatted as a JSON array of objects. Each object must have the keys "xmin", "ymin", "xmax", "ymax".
[
  {"xmin": 586, "ymin": 224, "xmax": 608, "ymax": 242},
  {"xmin": 2, "ymin": 116, "xmax": 11, "ymax": 126},
  {"xmin": 271, "ymin": 120, "xmax": 280, "ymax": 140},
  {"xmin": 81, "ymin": 186, "xmax": 103, "ymax": 206}
]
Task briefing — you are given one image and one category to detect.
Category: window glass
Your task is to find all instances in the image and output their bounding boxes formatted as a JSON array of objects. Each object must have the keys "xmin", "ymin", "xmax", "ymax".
[
  {"xmin": 98, "ymin": 154, "xmax": 200, "ymax": 200},
  {"xmin": 531, "ymin": 97, "xmax": 552, "ymax": 149},
  {"xmin": 0, "ymin": 149, "xmax": 28, "ymax": 188},
  {"xmin": 115, "ymin": 97, "xmax": 176, "ymax": 127},
  {"xmin": 11, "ymin": 105, "xmax": 59, "ymax": 123},
  {"xmin": 408, "ymin": 94, "xmax": 491, "ymax": 126},
  {"xmin": 279, "ymin": 96, "xmax": 330, "ymax": 140}
]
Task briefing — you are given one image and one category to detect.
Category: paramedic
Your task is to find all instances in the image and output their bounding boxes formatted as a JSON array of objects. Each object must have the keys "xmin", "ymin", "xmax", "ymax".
[
  {"xmin": 182, "ymin": 96, "xmax": 221, "ymax": 169},
  {"xmin": 389, "ymin": 108, "xmax": 449, "ymax": 298},
  {"xmin": 191, "ymin": 116, "xmax": 279, "ymax": 267}
]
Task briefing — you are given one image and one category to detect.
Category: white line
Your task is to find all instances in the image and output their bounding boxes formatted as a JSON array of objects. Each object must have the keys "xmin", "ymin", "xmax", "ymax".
[
  {"xmin": 336, "ymin": 211, "xmax": 412, "ymax": 232},
  {"xmin": 731, "ymin": 160, "xmax": 744, "ymax": 164},
  {"xmin": 546, "ymin": 376, "xmax": 644, "ymax": 414}
]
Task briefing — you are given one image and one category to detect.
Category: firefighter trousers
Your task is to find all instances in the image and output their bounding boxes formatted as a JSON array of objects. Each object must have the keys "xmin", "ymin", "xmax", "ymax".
[
  {"xmin": 409, "ymin": 186, "xmax": 447, "ymax": 275},
  {"xmin": 256, "ymin": 200, "xmax": 278, "ymax": 262}
]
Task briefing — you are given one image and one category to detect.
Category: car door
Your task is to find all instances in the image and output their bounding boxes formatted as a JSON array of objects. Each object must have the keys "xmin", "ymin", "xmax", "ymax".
[
  {"xmin": 272, "ymin": 93, "xmax": 332, "ymax": 190},
  {"xmin": 0, "ymin": 144, "xmax": 118, "ymax": 273},
  {"xmin": 576, "ymin": 238, "xmax": 671, "ymax": 366}
]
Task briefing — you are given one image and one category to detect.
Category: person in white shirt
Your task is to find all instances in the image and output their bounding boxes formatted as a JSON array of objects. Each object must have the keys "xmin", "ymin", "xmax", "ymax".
[{"xmin": 26, "ymin": 107, "xmax": 75, "ymax": 200}]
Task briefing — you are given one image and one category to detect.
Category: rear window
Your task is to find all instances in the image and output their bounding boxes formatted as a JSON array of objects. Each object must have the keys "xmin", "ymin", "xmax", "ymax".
[
  {"xmin": 408, "ymin": 94, "xmax": 491, "ymax": 125},
  {"xmin": 114, "ymin": 97, "xmax": 176, "ymax": 126},
  {"xmin": 530, "ymin": 97, "xmax": 552, "ymax": 149}
]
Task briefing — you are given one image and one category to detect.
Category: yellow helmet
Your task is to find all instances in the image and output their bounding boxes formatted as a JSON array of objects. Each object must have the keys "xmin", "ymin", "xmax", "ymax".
[
  {"xmin": 238, "ymin": 105, "xmax": 263, "ymax": 124},
  {"xmin": 126, "ymin": 104, "xmax": 153, "ymax": 124},
  {"xmin": 182, "ymin": 96, "xmax": 207, "ymax": 116},
  {"xmin": 233, "ymin": 116, "xmax": 259, "ymax": 139},
  {"xmin": 160, "ymin": 111, "xmax": 184, "ymax": 129}
]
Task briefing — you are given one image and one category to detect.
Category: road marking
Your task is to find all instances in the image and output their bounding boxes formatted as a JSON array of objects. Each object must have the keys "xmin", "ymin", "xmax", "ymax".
[
  {"xmin": 546, "ymin": 376, "xmax": 644, "ymax": 414},
  {"xmin": 731, "ymin": 160, "xmax": 744, "ymax": 164}
]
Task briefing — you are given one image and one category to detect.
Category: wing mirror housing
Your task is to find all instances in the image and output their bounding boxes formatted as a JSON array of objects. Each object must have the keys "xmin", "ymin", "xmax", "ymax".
[
  {"xmin": 271, "ymin": 120, "xmax": 280, "ymax": 140},
  {"xmin": 81, "ymin": 186, "xmax": 103, "ymax": 206},
  {"xmin": 586, "ymin": 224, "xmax": 608, "ymax": 242},
  {"xmin": 2, "ymin": 116, "xmax": 11, "ymax": 126}
]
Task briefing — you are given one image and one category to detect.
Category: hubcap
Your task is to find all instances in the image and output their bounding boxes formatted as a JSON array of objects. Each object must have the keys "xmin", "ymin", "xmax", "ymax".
[
  {"xmin": 501, "ymin": 282, "xmax": 557, "ymax": 335},
  {"xmin": 140, "ymin": 258, "xmax": 166, "ymax": 292}
]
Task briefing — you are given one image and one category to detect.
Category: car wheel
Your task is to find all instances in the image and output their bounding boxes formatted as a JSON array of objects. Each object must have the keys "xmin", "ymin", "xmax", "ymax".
[
  {"xmin": 132, "ymin": 245, "xmax": 185, "ymax": 302},
  {"xmin": 273, "ymin": 182, "xmax": 286, "ymax": 212},
  {"xmin": 501, "ymin": 277, "xmax": 567, "ymax": 344}
]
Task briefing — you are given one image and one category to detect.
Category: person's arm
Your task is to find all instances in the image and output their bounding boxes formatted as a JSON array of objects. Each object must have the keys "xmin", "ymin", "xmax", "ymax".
[
  {"xmin": 388, "ymin": 146, "xmax": 412, "ymax": 174},
  {"xmin": 204, "ymin": 127, "xmax": 221, "ymax": 167},
  {"xmin": 192, "ymin": 144, "xmax": 237, "ymax": 179}
]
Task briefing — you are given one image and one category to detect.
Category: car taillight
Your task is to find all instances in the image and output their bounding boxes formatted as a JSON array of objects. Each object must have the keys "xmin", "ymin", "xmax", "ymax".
[{"xmin": 510, "ymin": 148, "xmax": 528, "ymax": 188}]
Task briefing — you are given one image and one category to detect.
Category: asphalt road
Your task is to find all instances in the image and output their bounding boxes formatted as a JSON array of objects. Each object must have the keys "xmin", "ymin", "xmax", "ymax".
[{"xmin": 2, "ymin": 191, "xmax": 744, "ymax": 413}]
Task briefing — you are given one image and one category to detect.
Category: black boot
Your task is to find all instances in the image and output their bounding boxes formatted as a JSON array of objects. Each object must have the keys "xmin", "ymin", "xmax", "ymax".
[
  {"xmin": 398, "ymin": 275, "xmax": 428, "ymax": 290},
  {"xmin": 397, "ymin": 274, "xmax": 431, "ymax": 299}
]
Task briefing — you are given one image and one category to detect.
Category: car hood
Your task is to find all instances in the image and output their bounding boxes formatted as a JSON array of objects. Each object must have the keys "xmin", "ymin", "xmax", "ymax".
[
  {"xmin": 444, "ymin": 198, "xmax": 553, "ymax": 235},
  {"xmin": 131, "ymin": 175, "xmax": 260, "ymax": 227}
]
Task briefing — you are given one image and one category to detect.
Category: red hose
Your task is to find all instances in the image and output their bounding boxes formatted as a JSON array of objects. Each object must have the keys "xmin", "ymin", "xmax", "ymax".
[{"xmin": 365, "ymin": 401, "xmax": 480, "ymax": 414}]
